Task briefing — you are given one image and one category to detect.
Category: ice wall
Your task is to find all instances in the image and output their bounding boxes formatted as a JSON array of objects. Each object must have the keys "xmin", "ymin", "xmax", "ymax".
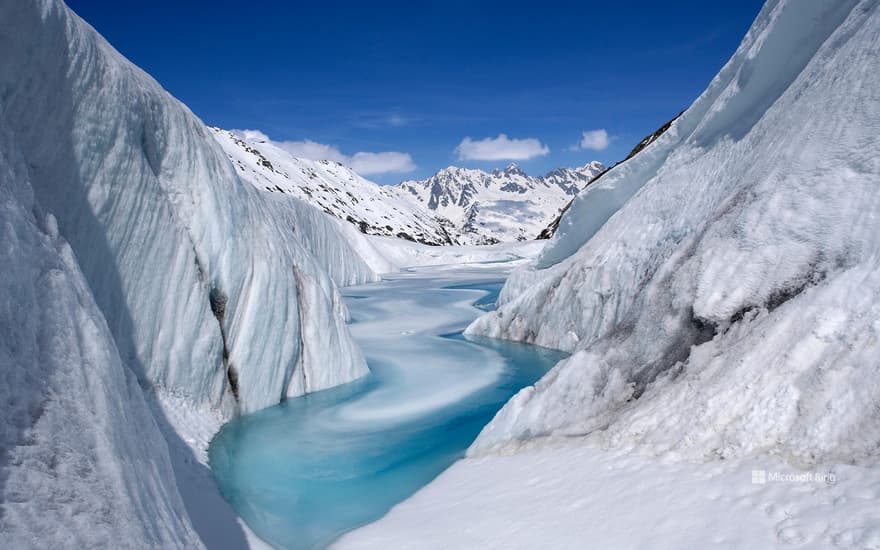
[
  {"xmin": 468, "ymin": 0, "xmax": 880, "ymax": 464},
  {"xmin": 0, "ymin": 118, "xmax": 204, "ymax": 548},
  {"xmin": 0, "ymin": 0, "xmax": 377, "ymax": 415}
]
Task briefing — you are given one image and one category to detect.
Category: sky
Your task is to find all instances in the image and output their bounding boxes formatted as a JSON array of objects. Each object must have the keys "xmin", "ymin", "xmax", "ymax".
[{"xmin": 66, "ymin": 0, "xmax": 765, "ymax": 183}]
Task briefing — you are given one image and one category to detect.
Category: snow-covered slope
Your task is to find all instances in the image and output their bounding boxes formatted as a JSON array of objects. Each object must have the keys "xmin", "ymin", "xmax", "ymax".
[
  {"xmin": 390, "ymin": 161, "xmax": 605, "ymax": 244},
  {"xmin": 212, "ymin": 127, "xmax": 605, "ymax": 247},
  {"xmin": 467, "ymin": 0, "xmax": 880, "ymax": 465},
  {"xmin": 340, "ymin": 444, "xmax": 880, "ymax": 549},
  {"xmin": 537, "ymin": 115, "xmax": 678, "ymax": 240},
  {"xmin": 211, "ymin": 128, "xmax": 456, "ymax": 245},
  {"xmin": 0, "ymin": 0, "xmax": 389, "ymax": 418},
  {"xmin": 0, "ymin": 112, "xmax": 202, "ymax": 548}
]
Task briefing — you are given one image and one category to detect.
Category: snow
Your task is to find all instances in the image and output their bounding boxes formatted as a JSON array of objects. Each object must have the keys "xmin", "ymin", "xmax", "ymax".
[
  {"xmin": 333, "ymin": 2, "xmax": 880, "ymax": 547},
  {"xmin": 211, "ymin": 128, "xmax": 455, "ymax": 246},
  {"xmin": 338, "ymin": 442, "xmax": 880, "ymax": 549},
  {"xmin": 0, "ymin": 0, "xmax": 380, "ymax": 417},
  {"xmin": 213, "ymin": 126, "xmax": 605, "ymax": 248},
  {"xmin": 150, "ymin": 391, "xmax": 272, "ymax": 550},
  {"xmin": 4, "ymin": 0, "xmax": 878, "ymax": 547},
  {"xmin": 389, "ymin": 162, "xmax": 604, "ymax": 245},
  {"xmin": 365, "ymin": 236, "xmax": 544, "ymax": 271},
  {"xmin": 466, "ymin": 0, "xmax": 880, "ymax": 463}
]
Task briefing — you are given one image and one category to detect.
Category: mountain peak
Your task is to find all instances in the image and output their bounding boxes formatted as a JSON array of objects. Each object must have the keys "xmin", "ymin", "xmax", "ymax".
[
  {"xmin": 493, "ymin": 163, "xmax": 526, "ymax": 177},
  {"xmin": 578, "ymin": 160, "xmax": 606, "ymax": 173}
]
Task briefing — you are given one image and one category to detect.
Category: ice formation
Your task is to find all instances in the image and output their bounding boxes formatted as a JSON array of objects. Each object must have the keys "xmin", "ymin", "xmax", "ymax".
[
  {"xmin": 0, "ymin": 0, "xmax": 391, "ymax": 416},
  {"xmin": 467, "ymin": 0, "xmax": 880, "ymax": 464},
  {"xmin": 0, "ymin": 0, "xmax": 400, "ymax": 545},
  {"xmin": 0, "ymin": 111, "xmax": 204, "ymax": 547}
]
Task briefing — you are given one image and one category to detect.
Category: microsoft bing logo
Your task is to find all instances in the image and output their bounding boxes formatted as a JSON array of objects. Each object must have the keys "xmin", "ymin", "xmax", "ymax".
[{"xmin": 751, "ymin": 470, "xmax": 767, "ymax": 484}]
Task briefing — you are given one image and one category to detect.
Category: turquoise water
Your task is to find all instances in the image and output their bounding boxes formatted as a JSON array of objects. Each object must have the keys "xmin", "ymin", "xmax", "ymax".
[{"xmin": 209, "ymin": 270, "xmax": 567, "ymax": 549}]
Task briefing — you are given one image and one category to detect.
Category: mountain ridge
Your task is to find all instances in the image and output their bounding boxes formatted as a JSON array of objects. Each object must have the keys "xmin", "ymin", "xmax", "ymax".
[
  {"xmin": 387, "ymin": 160, "xmax": 605, "ymax": 244},
  {"xmin": 212, "ymin": 127, "xmax": 604, "ymax": 246}
]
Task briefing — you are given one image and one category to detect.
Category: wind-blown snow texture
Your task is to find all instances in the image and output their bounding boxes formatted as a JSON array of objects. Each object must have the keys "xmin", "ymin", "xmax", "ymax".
[
  {"xmin": 0, "ymin": 116, "xmax": 203, "ymax": 547},
  {"xmin": 0, "ymin": 0, "xmax": 385, "ymax": 416},
  {"xmin": 468, "ymin": 0, "xmax": 880, "ymax": 464}
]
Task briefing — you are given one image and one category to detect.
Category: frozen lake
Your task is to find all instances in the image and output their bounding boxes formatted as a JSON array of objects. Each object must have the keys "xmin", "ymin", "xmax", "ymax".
[{"xmin": 209, "ymin": 264, "xmax": 567, "ymax": 549}]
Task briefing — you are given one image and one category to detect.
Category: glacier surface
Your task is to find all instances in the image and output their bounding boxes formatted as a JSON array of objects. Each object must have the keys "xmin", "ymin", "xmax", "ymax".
[{"xmin": 467, "ymin": 0, "xmax": 880, "ymax": 464}]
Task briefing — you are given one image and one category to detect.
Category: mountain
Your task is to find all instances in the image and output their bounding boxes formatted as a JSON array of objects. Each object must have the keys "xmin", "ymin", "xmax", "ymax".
[
  {"xmin": 389, "ymin": 161, "xmax": 605, "ymax": 244},
  {"xmin": 213, "ymin": 126, "xmax": 605, "ymax": 246},
  {"xmin": 467, "ymin": 0, "xmax": 880, "ymax": 468},
  {"xmin": 211, "ymin": 128, "xmax": 456, "ymax": 245}
]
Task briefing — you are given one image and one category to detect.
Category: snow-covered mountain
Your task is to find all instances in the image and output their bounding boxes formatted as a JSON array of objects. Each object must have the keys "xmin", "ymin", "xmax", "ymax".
[
  {"xmin": 213, "ymin": 126, "xmax": 604, "ymax": 246},
  {"xmin": 467, "ymin": 0, "xmax": 880, "ymax": 467},
  {"xmin": 389, "ymin": 162, "xmax": 605, "ymax": 244},
  {"xmin": 211, "ymin": 128, "xmax": 456, "ymax": 245}
]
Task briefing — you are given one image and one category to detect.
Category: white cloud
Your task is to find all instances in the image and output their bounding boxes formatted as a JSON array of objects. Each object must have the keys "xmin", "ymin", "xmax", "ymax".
[
  {"xmin": 576, "ymin": 129, "xmax": 610, "ymax": 151},
  {"xmin": 350, "ymin": 152, "xmax": 416, "ymax": 175},
  {"xmin": 232, "ymin": 130, "xmax": 415, "ymax": 176},
  {"xmin": 454, "ymin": 134, "xmax": 550, "ymax": 161}
]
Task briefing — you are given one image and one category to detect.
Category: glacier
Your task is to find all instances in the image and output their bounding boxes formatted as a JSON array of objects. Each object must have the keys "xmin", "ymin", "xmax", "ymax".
[
  {"xmin": 4, "ymin": 0, "xmax": 880, "ymax": 547},
  {"xmin": 0, "ymin": 0, "xmax": 411, "ymax": 545},
  {"xmin": 466, "ymin": 0, "xmax": 880, "ymax": 464},
  {"xmin": 337, "ymin": 1, "xmax": 880, "ymax": 547},
  {"xmin": 0, "ymin": 110, "xmax": 204, "ymax": 547},
  {"xmin": 0, "ymin": 0, "xmax": 393, "ymax": 417}
]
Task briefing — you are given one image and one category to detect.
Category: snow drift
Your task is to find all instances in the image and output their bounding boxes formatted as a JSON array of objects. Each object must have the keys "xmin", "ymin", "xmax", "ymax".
[
  {"xmin": 0, "ymin": 0, "xmax": 391, "ymax": 416},
  {"xmin": 467, "ymin": 0, "xmax": 880, "ymax": 465}
]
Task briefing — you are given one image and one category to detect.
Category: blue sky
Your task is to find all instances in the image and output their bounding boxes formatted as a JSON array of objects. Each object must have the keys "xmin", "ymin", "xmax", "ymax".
[{"xmin": 67, "ymin": 0, "xmax": 764, "ymax": 183}]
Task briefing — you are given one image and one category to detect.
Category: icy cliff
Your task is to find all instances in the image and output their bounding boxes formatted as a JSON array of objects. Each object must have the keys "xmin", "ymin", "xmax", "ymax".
[
  {"xmin": 0, "ymin": 109, "xmax": 205, "ymax": 546},
  {"xmin": 0, "ymin": 0, "xmax": 386, "ymax": 416},
  {"xmin": 467, "ymin": 0, "xmax": 880, "ymax": 464}
]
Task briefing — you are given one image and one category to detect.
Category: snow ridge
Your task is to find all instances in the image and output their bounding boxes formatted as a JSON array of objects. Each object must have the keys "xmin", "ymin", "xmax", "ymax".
[{"xmin": 467, "ymin": 0, "xmax": 880, "ymax": 466}]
